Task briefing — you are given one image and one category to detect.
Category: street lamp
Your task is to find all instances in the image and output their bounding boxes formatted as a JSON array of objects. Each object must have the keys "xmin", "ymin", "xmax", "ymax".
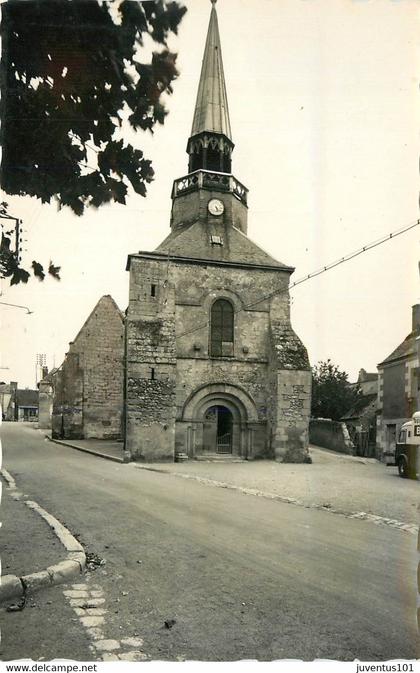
[{"xmin": 0, "ymin": 301, "xmax": 33, "ymax": 315}]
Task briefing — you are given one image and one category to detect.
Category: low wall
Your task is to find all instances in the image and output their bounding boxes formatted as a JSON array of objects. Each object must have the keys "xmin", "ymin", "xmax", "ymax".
[{"xmin": 309, "ymin": 419, "xmax": 355, "ymax": 455}]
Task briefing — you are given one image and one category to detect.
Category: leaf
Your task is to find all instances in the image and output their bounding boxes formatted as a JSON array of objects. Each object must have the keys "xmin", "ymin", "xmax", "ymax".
[
  {"xmin": 10, "ymin": 267, "xmax": 30, "ymax": 285},
  {"xmin": 0, "ymin": 0, "xmax": 186, "ymax": 214},
  {"xmin": 32, "ymin": 261, "xmax": 45, "ymax": 280},
  {"xmin": 48, "ymin": 262, "xmax": 61, "ymax": 280}
]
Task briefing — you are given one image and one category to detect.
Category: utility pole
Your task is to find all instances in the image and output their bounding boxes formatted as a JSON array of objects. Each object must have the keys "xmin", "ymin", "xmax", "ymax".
[{"xmin": 35, "ymin": 354, "xmax": 46, "ymax": 387}]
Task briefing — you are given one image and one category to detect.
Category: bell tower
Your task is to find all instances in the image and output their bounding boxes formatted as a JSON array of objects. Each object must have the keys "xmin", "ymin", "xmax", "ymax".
[
  {"xmin": 126, "ymin": 0, "xmax": 312, "ymax": 465},
  {"xmin": 170, "ymin": 0, "xmax": 249, "ymax": 235}
]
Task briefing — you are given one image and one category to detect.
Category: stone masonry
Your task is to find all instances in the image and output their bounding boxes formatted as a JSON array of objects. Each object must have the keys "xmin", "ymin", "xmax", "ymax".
[
  {"xmin": 125, "ymin": 253, "xmax": 311, "ymax": 462},
  {"xmin": 124, "ymin": 2, "xmax": 311, "ymax": 462},
  {"xmin": 52, "ymin": 295, "xmax": 124, "ymax": 440}
]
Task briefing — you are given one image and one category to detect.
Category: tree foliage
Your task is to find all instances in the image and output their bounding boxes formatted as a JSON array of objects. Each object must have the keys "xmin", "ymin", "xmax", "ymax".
[
  {"xmin": 0, "ymin": 0, "xmax": 186, "ymax": 215},
  {"xmin": 311, "ymin": 359, "xmax": 362, "ymax": 421}
]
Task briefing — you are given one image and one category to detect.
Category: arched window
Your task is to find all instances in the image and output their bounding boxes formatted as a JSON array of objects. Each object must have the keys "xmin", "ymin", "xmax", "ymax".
[{"xmin": 210, "ymin": 299, "xmax": 234, "ymax": 357}]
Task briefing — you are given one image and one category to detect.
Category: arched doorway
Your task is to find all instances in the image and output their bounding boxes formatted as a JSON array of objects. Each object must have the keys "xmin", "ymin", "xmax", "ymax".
[
  {"xmin": 203, "ymin": 405, "xmax": 233, "ymax": 454},
  {"xmin": 181, "ymin": 383, "xmax": 261, "ymax": 458}
]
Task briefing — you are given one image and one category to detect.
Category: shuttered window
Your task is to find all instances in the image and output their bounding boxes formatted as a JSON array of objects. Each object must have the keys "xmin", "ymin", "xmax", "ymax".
[{"xmin": 210, "ymin": 299, "xmax": 234, "ymax": 357}]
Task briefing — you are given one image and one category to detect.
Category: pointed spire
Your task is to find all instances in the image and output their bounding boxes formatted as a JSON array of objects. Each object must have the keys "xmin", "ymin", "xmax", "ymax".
[{"xmin": 191, "ymin": 1, "xmax": 232, "ymax": 140}]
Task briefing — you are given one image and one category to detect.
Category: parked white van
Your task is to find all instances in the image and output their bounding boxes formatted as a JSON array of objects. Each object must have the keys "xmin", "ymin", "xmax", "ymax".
[{"xmin": 395, "ymin": 411, "xmax": 420, "ymax": 479}]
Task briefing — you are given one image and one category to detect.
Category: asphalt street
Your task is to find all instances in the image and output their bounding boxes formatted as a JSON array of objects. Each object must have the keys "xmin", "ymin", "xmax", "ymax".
[{"xmin": 1, "ymin": 423, "xmax": 418, "ymax": 661}]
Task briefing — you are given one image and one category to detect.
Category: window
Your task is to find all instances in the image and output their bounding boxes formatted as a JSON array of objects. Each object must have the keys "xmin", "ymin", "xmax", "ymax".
[
  {"xmin": 210, "ymin": 235, "xmax": 223, "ymax": 245},
  {"xmin": 210, "ymin": 299, "xmax": 234, "ymax": 357},
  {"xmin": 398, "ymin": 429, "xmax": 406, "ymax": 444},
  {"xmin": 207, "ymin": 145, "xmax": 221, "ymax": 171},
  {"xmin": 151, "ymin": 284, "xmax": 156, "ymax": 297},
  {"xmin": 150, "ymin": 367, "xmax": 155, "ymax": 380}
]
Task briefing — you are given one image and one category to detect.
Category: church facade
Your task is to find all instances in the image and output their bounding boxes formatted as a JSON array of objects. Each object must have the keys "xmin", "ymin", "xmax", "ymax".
[{"xmin": 125, "ymin": 1, "xmax": 311, "ymax": 463}]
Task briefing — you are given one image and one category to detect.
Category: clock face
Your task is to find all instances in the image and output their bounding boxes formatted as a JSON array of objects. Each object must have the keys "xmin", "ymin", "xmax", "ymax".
[{"xmin": 208, "ymin": 198, "xmax": 224, "ymax": 216}]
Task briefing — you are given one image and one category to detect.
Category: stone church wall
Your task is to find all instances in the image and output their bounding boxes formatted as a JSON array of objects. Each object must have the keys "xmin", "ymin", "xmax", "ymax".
[
  {"xmin": 171, "ymin": 261, "xmax": 290, "ymax": 357},
  {"xmin": 126, "ymin": 257, "xmax": 310, "ymax": 461},
  {"xmin": 52, "ymin": 296, "xmax": 124, "ymax": 440},
  {"xmin": 125, "ymin": 259, "xmax": 177, "ymax": 461},
  {"xmin": 267, "ymin": 296, "xmax": 312, "ymax": 462}
]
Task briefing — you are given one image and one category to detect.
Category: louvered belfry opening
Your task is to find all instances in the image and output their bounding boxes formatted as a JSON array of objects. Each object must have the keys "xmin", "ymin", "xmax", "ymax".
[
  {"xmin": 187, "ymin": 133, "xmax": 233, "ymax": 173},
  {"xmin": 210, "ymin": 299, "xmax": 234, "ymax": 357}
]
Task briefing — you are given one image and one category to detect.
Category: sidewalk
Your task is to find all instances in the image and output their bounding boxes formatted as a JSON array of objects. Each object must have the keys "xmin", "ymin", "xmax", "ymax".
[
  {"xmin": 133, "ymin": 446, "xmax": 420, "ymax": 527},
  {"xmin": 2, "ymin": 485, "xmax": 64, "ymax": 582},
  {"xmin": 0, "ymin": 487, "xmax": 91, "ymax": 660},
  {"xmin": 47, "ymin": 435, "xmax": 126, "ymax": 463}
]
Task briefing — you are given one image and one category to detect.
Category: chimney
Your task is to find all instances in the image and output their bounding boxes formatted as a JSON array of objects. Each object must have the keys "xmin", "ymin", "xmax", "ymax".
[{"xmin": 412, "ymin": 304, "xmax": 420, "ymax": 332}]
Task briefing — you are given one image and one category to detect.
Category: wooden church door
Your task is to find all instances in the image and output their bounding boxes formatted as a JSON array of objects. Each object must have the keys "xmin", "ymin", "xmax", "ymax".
[
  {"xmin": 202, "ymin": 405, "xmax": 233, "ymax": 454},
  {"xmin": 203, "ymin": 406, "xmax": 218, "ymax": 452}
]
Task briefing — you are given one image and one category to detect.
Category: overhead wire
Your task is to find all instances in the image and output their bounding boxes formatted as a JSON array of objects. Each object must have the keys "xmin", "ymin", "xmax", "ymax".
[{"xmin": 175, "ymin": 218, "xmax": 420, "ymax": 340}]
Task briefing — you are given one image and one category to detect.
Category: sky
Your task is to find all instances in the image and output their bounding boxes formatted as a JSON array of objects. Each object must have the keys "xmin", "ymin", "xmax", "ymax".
[{"xmin": 1, "ymin": 0, "xmax": 419, "ymax": 389}]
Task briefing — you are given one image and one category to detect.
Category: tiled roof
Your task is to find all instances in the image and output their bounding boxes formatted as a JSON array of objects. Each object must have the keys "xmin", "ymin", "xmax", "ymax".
[
  {"xmin": 16, "ymin": 389, "xmax": 38, "ymax": 407},
  {"xmin": 361, "ymin": 372, "xmax": 378, "ymax": 382},
  {"xmin": 378, "ymin": 330, "xmax": 418, "ymax": 367},
  {"xmin": 341, "ymin": 393, "xmax": 377, "ymax": 421},
  {"xmin": 153, "ymin": 222, "xmax": 292, "ymax": 270},
  {"xmin": 0, "ymin": 383, "xmax": 16, "ymax": 394}
]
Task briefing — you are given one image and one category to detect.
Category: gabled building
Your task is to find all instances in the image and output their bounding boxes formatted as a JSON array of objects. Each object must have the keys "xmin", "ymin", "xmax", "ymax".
[
  {"xmin": 15, "ymin": 388, "xmax": 38, "ymax": 422},
  {"xmin": 355, "ymin": 369, "xmax": 378, "ymax": 397},
  {"xmin": 341, "ymin": 368, "xmax": 378, "ymax": 456},
  {"xmin": 51, "ymin": 295, "xmax": 124, "ymax": 440},
  {"xmin": 377, "ymin": 304, "xmax": 420, "ymax": 462},
  {"xmin": 1, "ymin": 383, "xmax": 38, "ymax": 422},
  {"xmin": 0, "ymin": 381, "xmax": 17, "ymax": 421},
  {"xmin": 124, "ymin": 2, "xmax": 311, "ymax": 462}
]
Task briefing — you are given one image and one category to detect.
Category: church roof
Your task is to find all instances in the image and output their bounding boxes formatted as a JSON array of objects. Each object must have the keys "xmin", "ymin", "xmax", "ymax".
[
  {"xmin": 190, "ymin": 1, "xmax": 232, "ymax": 140},
  {"xmin": 153, "ymin": 220, "xmax": 293, "ymax": 271}
]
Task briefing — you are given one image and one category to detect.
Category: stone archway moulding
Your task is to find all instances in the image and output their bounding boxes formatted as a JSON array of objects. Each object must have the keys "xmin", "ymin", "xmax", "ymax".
[
  {"xmin": 182, "ymin": 382, "xmax": 259, "ymax": 422},
  {"xmin": 196, "ymin": 396, "xmax": 243, "ymax": 424},
  {"xmin": 199, "ymin": 288, "xmax": 244, "ymax": 315}
]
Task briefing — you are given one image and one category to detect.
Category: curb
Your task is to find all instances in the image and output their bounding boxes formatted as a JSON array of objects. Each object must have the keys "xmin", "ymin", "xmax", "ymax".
[
  {"xmin": 0, "ymin": 468, "xmax": 86, "ymax": 605},
  {"xmin": 308, "ymin": 445, "xmax": 379, "ymax": 464},
  {"xmin": 133, "ymin": 464, "xmax": 418, "ymax": 536},
  {"xmin": 46, "ymin": 436, "xmax": 126, "ymax": 464}
]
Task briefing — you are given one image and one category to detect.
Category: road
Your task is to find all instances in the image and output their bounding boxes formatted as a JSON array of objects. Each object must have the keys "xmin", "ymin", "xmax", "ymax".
[{"xmin": 1, "ymin": 423, "xmax": 418, "ymax": 661}]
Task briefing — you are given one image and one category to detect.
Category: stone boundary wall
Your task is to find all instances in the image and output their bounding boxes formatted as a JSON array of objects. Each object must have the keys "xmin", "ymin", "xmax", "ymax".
[{"xmin": 309, "ymin": 419, "xmax": 355, "ymax": 455}]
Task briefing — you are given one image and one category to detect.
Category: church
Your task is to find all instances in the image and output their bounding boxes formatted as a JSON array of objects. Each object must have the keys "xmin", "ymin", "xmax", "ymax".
[{"xmin": 124, "ymin": 1, "xmax": 311, "ymax": 463}]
